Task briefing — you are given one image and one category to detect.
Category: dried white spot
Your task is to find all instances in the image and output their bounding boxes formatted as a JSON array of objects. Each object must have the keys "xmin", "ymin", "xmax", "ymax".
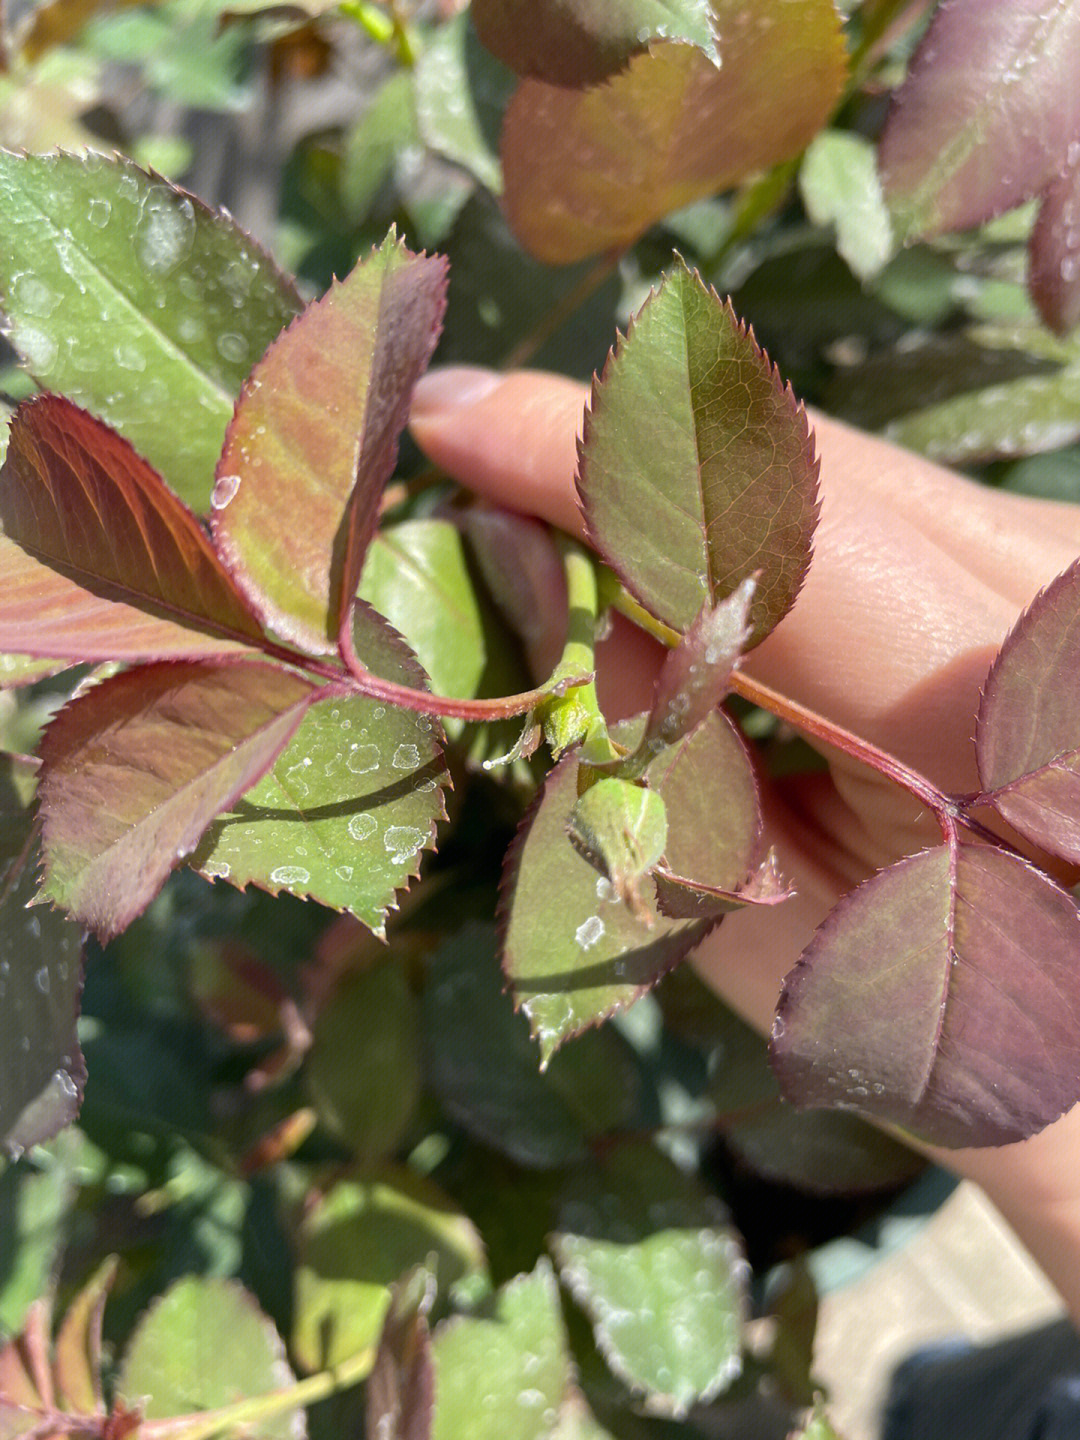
[
  {"xmin": 346, "ymin": 744, "xmax": 380, "ymax": 775},
  {"xmin": 393, "ymin": 743, "xmax": 420, "ymax": 770},
  {"xmin": 211, "ymin": 473, "xmax": 241, "ymax": 510},
  {"xmin": 384, "ymin": 825, "xmax": 424, "ymax": 863},
  {"xmin": 270, "ymin": 865, "xmax": 310, "ymax": 886},
  {"xmin": 348, "ymin": 813, "xmax": 377, "ymax": 842},
  {"xmin": 202, "ymin": 861, "xmax": 231, "ymax": 879},
  {"xmin": 575, "ymin": 915, "xmax": 605, "ymax": 949}
]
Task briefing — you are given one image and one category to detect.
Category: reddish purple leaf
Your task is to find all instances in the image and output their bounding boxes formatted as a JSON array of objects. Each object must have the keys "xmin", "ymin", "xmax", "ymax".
[
  {"xmin": 772, "ymin": 843, "xmax": 1080, "ymax": 1148},
  {"xmin": 212, "ymin": 235, "xmax": 448, "ymax": 654},
  {"xmin": 878, "ymin": 0, "xmax": 1080, "ymax": 238},
  {"xmin": 0, "ymin": 395, "xmax": 265, "ymax": 663},
  {"xmin": 1030, "ymin": 140, "xmax": 1080, "ymax": 335},
  {"xmin": 36, "ymin": 659, "xmax": 317, "ymax": 939},
  {"xmin": 976, "ymin": 558, "xmax": 1080, "ymax": 862}
]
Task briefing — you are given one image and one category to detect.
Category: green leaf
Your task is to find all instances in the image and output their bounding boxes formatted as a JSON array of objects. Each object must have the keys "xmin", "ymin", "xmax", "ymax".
[
  {"xmin": 423, "ymin": 924, "xmax": 640, "ymax": 1168},
  {"xmin": 305, "ymin": 960, "xmax": 420, "ymax": 1159},
  {"xmin": 472, "ymin": 0, "xmax": 716, "ymax": 86},
  {"xmin": 503, "ymin": 710, "xmax": 759, "ymax": 1060},
  {"xmin": 501, "ymin": 0, "xmax": 847, "ymax": 263},
  {"xmin": 579, "ymin": 262, "xmax": 819, "ymax": 646},
  {"xmin": 341, "ymin": 70, "xmax": 419, "ymax": 224},
  {"xmin": 193, "ymin": 606, "xmax": 449, "ymax": 935},
  {"xmin": 0, "ymin": 1158, "xmax": 75, "ymax": 1333},
  {"xmin": 551, "ymin": 1143, "xmax": 744, "ymax": 1412},
  {"xmin": 211, "ymin": 233, "xmax": 448, "ymax": 653},
  {"xmin": 292, "ymin": 1166, "xmax": 487, "ymax": 1372},
  {"xmin": 359, "ymin": 519, "xmax": 487, "ymax": 700},
  {"xmin": 430, "ymin": 1260, "xmax": 570, "ymax": 1440},
  {"xmin": 117, "ymin": 1276, "xmax": 304, "ymax": 1437},
  {"xmin": 568, "ymin": 778, "xmax": 668, "ymax": 917},
  {"xmin": 414, "ymin": 11, "xmax": 516, "ymax": 195},
  {"xmin": 799, "ymin": 131, "xmax": 895, "ymax": 281},
  {"xmin": 0, "ymin": 150, "xmax": 300, "ymax": 509},
  {"xmin": 792, "ymin": 1399, "xmax": 844, "ymax": 1440},
  {"xmin": 37, "ymin": 659, "xmax": 316, "ymax": 939}
]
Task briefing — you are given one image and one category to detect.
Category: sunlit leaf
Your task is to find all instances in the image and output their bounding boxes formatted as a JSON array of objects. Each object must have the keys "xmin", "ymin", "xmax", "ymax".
[
  {"xmin": 430, "ymin": 1261, "xmax": 570, "ymax": 1440},
  {"xmin": 365, "ymin": 1270, "xmax": 435, "ymax": 1440},
  {"xmin": 472, "ymin": 0, "xmax": 716, "ymax": 86},
  {"xmin": 0, "ymin": 757, "xmax": 85, "ymax": 1158},
  {"xmin": 503, "ymin": 710, "xmax": 759, "ymax": 1060},
  {"xmin": 211, "ymin": 233, "xmax": 448, "ymax": 653},
  {"xmin": 117, "ymin": 1276, "xmax": 305, "ymax": 1438},
  {"xmin": 293, "ymin": 1167, "xmax": 487, "ymax": 1373},
  {"xmin": 568, "ymin": 778, "xmax": 668, "ymax": 917},
  {"xmin": 37, "ymin": 659, "xmax": 316, "ymax": 939},
  {"xmin": 977, "ymin": 558, "xmax": 1080, "ymax": 861},
  {"xmin": 579, "ymin": 263, "xmax": 819, "ymax": 644},
  {"xmin": 799, "ymin": 130, "xmax": 895, "ymax": 281},
  {"xmin": 0, "ymin": 151, "xmax": 300, "ymax": 509},
  {"xmin": 878, "ymin": 0, "xmax": 1080, "ymax": 239},
  {"xmin": 414, "ymin": 11, "xmax": 515, "ymax": 195},
  {"xmin": 1029, "ymin": 142, "xmax": 1080, "ymax": 335},
  {"xmin": 193, "ymin": 606, "xmax": 449, "ymax": 935},
  {"xmin": 551, "ymin": 1143, "xmax": 744, "ymax": 1411},
  {"xmin": 772, "ymin": 843, "xmax": 1080, "ymax": 1148},
  {"xmin": 501, "ymin": 0, "xmax": 846, "ymax": 263},
  {"xmin": 0, "ymin": 395, "xmax": 265, "ymax": 663}
]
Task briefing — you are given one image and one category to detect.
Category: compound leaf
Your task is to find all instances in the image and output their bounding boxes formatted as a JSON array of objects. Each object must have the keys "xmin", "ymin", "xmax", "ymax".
[
  {"xmin": 579, "ymin": 263, "xmax": 818, "ymax": 644},
  {"xmin": 0, "ymin": 150, "xmax": 301, "ymax": 509},
  {"xmin": 772, "ymin": 844, "xmax": 1080, "ymax": 1148},
  {"xmin": 0, "ymin": 394, "xmax": 265, "ymax": 663},
  {"xmin": 37, "ymin": 659, "xmax": 316, "ymax": 939}
]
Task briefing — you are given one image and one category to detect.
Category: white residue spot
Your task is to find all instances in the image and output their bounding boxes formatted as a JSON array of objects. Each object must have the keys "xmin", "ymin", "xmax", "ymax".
[
  {"xmin": 384, "ymin": 825, "xmax": 424, "ymax": 863},
  {"xmin": 575, "ymin": 915, "xmax": 605, "ymax": 950},
  {"xmin": 270, "ymin": 865, "xmax": 310, "ymax": 886},
  {"xmin": 336, "ymin": 865, "xmax": 353, "ymax": 881},
  {"xmin": 15, "ymin": 325, "xmax": 58, "ymax": 372},
  {"xmin": 87, "ymin": 197, "xmax": 111, "ymax": 229},
  {"xmin": 346, "ymin": 744, "xmax": 380, "ymax": 774},
  {"xmin": 595, "ymin": 876, "xmax": 614, "ymax": 901},
  {"xmin": 136, "ymin": 194, "xmax": 196, "ymax": 275},
  {"xmin": 392, "ymin": 743, "xmax": 420, "ymax": 770},
  {"xmin": 348, "ymin": 813, "xmax": 377, "ymax": 842},
  {"xmin": 202, "ymin": 861, "xmax": 231, "ymax": 879},
  {"xmin": 115, "ymin": 342, "xmax": 147, "ymax": 372},
  {"xmin": 210, "ymin": 473, "xmax": 241, "ymax": 510},
  {"xmin": 15, "ymin": 275, "xmax": 60, "ymax": 317}
]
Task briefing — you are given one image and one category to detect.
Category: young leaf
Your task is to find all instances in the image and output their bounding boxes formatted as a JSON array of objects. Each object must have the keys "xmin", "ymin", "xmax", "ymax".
[
  {"xmin": 0, "ymin": 394, "xmax": 266, "ymax": 662},
  {"xmin": 36, "ymin": 659, "xmax": 317, "ymax": 939},
  {"xmin": 117, "ymin": 1276, "xmax": 305, "ymax": 1439},
  {"xmin": 0, "ymin": 150, "xmax": 301, "ymax": 509},
  {"xmin": 551, "ymin": 1143, "xmax": 744, "ymax": 1412},
  {"xmin": 799, "ymin": 130, "xmax": 895, "ymax": 282},
  {"xmin": 503, "ymin": 709, "xmax": 759, "ymax": 1060},
  {"xmin": 365, "ymin": 1270, "xmax": 436, "ymax": 1440},
  {"xmin": 579, "ymin": 264, "xmax": 819, "ymax": 645},
  {"xmin": 1029, "ymin": 143, "xmax": 1080, "ymax": 335},
  {"xmin": 193, "ymin": 605, "xmax": 449, "ymax": 935},
  {"xmin": 567, "ymin": 777, "xmax": 668, "ymax": 918},
  {"xmin": 0, "ymin": 757, "xmax": 85, "ymax": 1157},
  {"xmin": 471, "ymin": 0, "xmax": 717, "ymax": 87},
  {"xmin": 976, "ymin": 558, "xmax": 1080, "ymax": 861},
  {"xmin": 878, "ymin": 0, "xmax": 1080, "ymax": 240},
  {"xmin": 501, "ymin": 0, "xmax": 847, "ymax": 264},
  {"xmin": 211, "ymin": 234, "xmax": 448, "ymax": 653},
  {"xmin": 772, "ymin": 843, "xmax": 1080, "ymax": 1148}
]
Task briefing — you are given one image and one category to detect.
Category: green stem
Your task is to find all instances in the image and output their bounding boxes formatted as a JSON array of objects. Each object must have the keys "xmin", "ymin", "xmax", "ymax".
[
  {"xmin": 338, "ymin": 0, "xmax": 417, "ymax": 64},
  {"xmin": 538, "ymin": 537, "xmax": 615, "ymax": 758}
]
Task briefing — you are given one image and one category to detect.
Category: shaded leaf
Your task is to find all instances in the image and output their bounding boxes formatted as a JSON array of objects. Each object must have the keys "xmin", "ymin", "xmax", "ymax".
[
  {"xmin": 341, "ymin": 71, "xmax": 418, "ymax": 225},
  {"xmin": 799, "ymin": 130, "xmax": 895, "ymax": 282},
  {"xmin": 977, "ymin": 558, "xmax": 1080, "ymax": 861},
  {"xmin": 414, "ymin": 11, "xmax": 515, "ymax": 195},
  {"xmin": 579, "ymin": 263, "xmax": 819, "ymax": 645},
  {"xmin": 37, "ymin": 659, "xmax": 315, "ymax": 939},
  {"xmin": 193, "ymin": 605, "xmax": 449, "ymax": 935},
  {"xmin": 305, "ymin": 960, "xmax": 420, "ymax": 1159},
  {"xmin": 365, "ymin": 1269, "xmax": 435, "ymax": 1440},
  {"xmin": 430, "ymin": 1260, "xmax": 570, "ymax": 1440},
  {"xmin": 0, "ymin": 757, "xmax": 85, "ymax": 1158},
  {"xmin": 461, "ymin": 507, "xmax": 565, "ymax": 677},
  {"xmin": 568, "ymin": 778, "xmax": 668, "ymax": 917},
  {"xmin": 503, "ymin": 710, "xmax": 759, "ymax": 1060},
  {"xmin": 501, "ymin": 1, "xmax": 847, "ymax": 264},
  {"xmin": 1029, "ymin": 140, "xmax": 1080, "ymax": 335},
  {"xmin": 212, "ymin": 234, "xmax": 448, "ymax": 653},
  {"xmin": 293, "ymin": 1167, "xmax": 487, "ymax": 1372},
  {"xmin": 53, "ymin": 1256, "xmax": 117, "ymax": 1416},
  {"xmin": 552, "ymin": 1143, "xmax": 744, "ymax": 1412},
  {"xmin": 117, "ymin": 1276, "xmax": 304, "ymax": 1438},
  {"xmin": 423, "ymin": 923, "xmax": 640, "ymax": 1169},
  {"xmin": 0, "ymin": 395, "xmax": 265, "ymax": 664},
  {"xmin": 772, "ymin": 844, "xmax": 1080, "ymax": 1148},
  {"xmin": 653, "ymin": 849, "xmax": 792, "ymax": 922},
  {"xmin": 0, "ymin": 151, "xmax": 301, "ymax": 509},
  {"xmin": 0, "ymin": 1168, "xmax": 73, "ymax": 1335},
  {"xmin": 472, "ymin": 0, "xmax": 716, "ymax": 86},
  {"xmin": 878, "ymin": 0, "xmax": 1080, "ymax": 239}
]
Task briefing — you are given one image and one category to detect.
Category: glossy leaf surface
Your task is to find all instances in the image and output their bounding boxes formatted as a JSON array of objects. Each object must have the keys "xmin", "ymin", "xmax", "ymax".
[
  {"xmin": 414, "ymin": 11, "xmax": 515, "ymax": 195},
  {"xmin": 365, "ymin": 1270, "xmax": 435, "ymax": 1440},
  {"xmin": 1030, "ymin": 144, "xmax": 1080, "ymax": 335},
  {"xmin": 0, "ymin": 758, "xmax": 85, "ymax": 1157},
  {"xmin": 579, "ymin": 263, "xmax": 818, "ymax": 644},
  {"xmin": 977, "ymin": 558, "xmax": 1080, "ymax": 860},
  {"xmin": 773, "ymin": 844, "xmax": 1080, "ymax": 1147},
  {"xmin": 430, "ymin": 1261, "xmax": 570, "ymax": 1440},
  {"xmin": 878, "ymin": 0, "xmax": 1080, "ymax": 240},
  {"xmin": 193, "ymin": 606, "xmax": 448, "ymax": 934},
  {"xmin": 212, "ymin": 234, "xmax": 448, "ymax": 652},
  {"xmin": 552, "ymin": 1143, "xmax": 743, "ymax": 1411},
  {"xmin": 37, "ymin": 659, "xmax": 315, "ymax": 939},
  {"xmin": 0, "ymin": 395, "xmax": 265, "ymax": 663},
  {"xmin": 472, "ymin": 0, "xmax": 716, "ymax": 86},
  {"xmin": 117, "ymin": 1276, "xmax": 304, "ymax": 1437},
  {"xmin": 503, "ymin": 710, "xmax": 758, "ymax": 1059},
  {"xmin": 0, "ymin": 151, "xmax": 301, "ymax": 508},
  {"xmin": 501, "ymin": 0, "xmax": 846, "ymax": 263}
]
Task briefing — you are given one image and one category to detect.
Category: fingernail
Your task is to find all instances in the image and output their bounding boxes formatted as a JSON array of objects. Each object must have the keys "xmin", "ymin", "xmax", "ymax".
[{"xmin": 411, "ymin": 365, "xmax": 504, "ymax": 419}]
